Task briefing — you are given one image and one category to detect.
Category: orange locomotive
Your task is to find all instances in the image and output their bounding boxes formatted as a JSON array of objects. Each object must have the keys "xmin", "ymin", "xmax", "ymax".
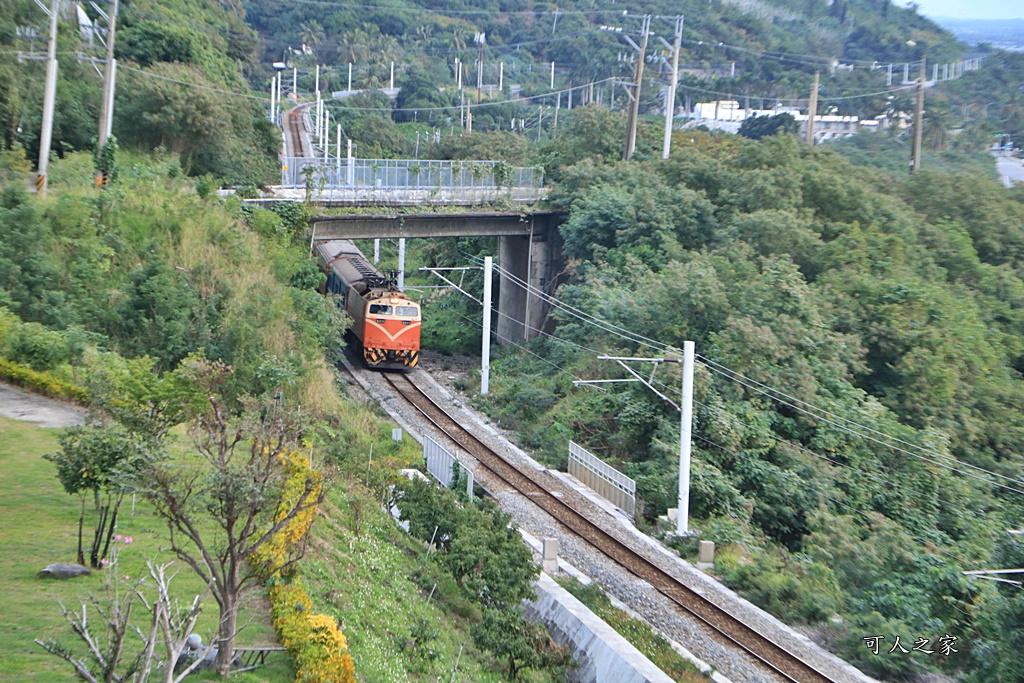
[{"xmin": 316, "ymin": 239, "xmax": 421, "ymax": 369}]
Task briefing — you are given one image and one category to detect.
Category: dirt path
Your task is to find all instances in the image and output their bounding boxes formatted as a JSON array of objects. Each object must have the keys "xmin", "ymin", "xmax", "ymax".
[{"xmin": 0, "ymin": 383, "xmax": 86, "ymax": 428}]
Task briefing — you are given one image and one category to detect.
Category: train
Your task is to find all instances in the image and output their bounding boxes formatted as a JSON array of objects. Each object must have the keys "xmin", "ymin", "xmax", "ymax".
[{"xmin": 315, "ymin": 239, "xmax": 421, "ymax": 369}]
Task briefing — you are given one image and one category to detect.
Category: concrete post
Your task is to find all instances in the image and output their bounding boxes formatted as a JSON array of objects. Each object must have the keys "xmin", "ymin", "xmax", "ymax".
[
  {"xmin": 662, "ymin": 16, "xmax": 683, "ymax": 160},
  {"xmin": 911, "ymin": 58, "xmax": 926, "ymax": 175},
  {"xmin": 805, "ymin": 72, "xmax": 819, "ymax": 146},
  {"xmin": 397, "ymin": 238, "xmax": 406, "ymax": 290},
  {"xmin": 678, "ymin": 340, "xmax": 694, "ymax": 536},
  {"xmin": 482, "ymin": 256, "xmax": 492, "ymax": 395},
  {"xmin": 270, "ymin": 74, "xmax": 276, "ymax": 121},
  {"xmin": 696, "ymin": 540, "xmax": 714, "ymax": 569},
  {"xmin": 36, "ymin": 0, "xmax": 59, "ymax": 196},
  {"xmin": 346, "ymin": 138, "xmax": 354, "ymax": 185},
  {"xmin": 96, "ymin": 0, "xmax": 118, "ymax": 183},
  {"xmin": 542, "ymin": 537, "xmax": 559, "ymax": 574}
]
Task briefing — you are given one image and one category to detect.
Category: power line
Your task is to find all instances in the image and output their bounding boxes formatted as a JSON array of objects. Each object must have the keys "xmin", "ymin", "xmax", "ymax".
[
  {"xmin": 697, "ymin": 355, "xmax": 1024, "ymax": 490},
  {"xmin": 472, "ymin": 261, "xmax": 1024, "ymax": 498},
  {"xmin": 699, "ymin": 361, "xmax": 1024, "ymax": 497}
]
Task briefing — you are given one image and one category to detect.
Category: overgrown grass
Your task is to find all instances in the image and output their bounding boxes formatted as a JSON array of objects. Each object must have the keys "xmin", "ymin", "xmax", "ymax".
[
  {"xmin": 0, "ymin": 415, "xmax": 291, "ymax": 682},
  {"xmin": 557, "ymin": 578, "xmax": 708, "ymax": 683}
]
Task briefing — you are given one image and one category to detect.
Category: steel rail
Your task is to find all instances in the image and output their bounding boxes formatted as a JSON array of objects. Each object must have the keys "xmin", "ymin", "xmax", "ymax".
[{"xmin": 383, "ymin": 371, "xmax": 837, "ymax": 683}]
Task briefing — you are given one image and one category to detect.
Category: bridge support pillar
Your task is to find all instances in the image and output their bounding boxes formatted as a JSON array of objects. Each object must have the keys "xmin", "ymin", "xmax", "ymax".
[{"xmin": 497, "ymin": 222, "xmax": 559, "ymax": 345}]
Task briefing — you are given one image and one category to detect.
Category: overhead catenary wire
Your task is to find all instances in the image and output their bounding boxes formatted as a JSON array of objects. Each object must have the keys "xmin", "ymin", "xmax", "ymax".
[
  {"xmin": 697, "ymin": 355, "xmax": 1024, "ymax": 488},
  {"xmin": 698, "ymin": 361, "xmax": 1024, "ymax": 497},
  {"xmin": 465, "ymin": 260, "xmax": 1024, "ymax": 497}
]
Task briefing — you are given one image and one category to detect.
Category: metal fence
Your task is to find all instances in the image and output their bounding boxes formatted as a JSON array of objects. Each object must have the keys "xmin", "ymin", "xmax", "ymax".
[
  {"xmin": 568, "ymin": 441, "xmax": 636, "ymax": 519},
  {"xmin": 281, "ymin": 156, "xmax": 543, "ymax": 191},
  {"xmin": 423, "ymin": 435, "xmax": 474, "ymax": 499}
]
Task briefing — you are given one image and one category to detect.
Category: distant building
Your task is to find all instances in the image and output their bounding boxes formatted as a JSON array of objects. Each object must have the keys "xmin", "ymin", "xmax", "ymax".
[{"xmin": 687, "ymin": 99, "xmax": 860, "ymax": 142}]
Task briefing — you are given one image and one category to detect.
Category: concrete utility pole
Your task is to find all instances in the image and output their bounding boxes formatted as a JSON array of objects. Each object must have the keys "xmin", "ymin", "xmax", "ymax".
[
  {"xmin": 475, "ymin": 33, "xmax": 485, "ymax": 101},
  {"xmin": 481, "ymin": 256, "xmax": 493, "ymax": 395},
  {"xmin": 95, "ymin": 0, "xmax": 119, "ymax": 188},
  {"xmin": 624, "ymin": 15, "xmax": 650, "ymax": 161},
  {"xmin": 580, "ymin": 342, "xmax": 696, "ymax": 535},
  {"xmin": 805, "ymin": 71, "xmax": 819, "ymax": 146},
  {"xmin": 37, "ymin": 0, "xmax": 60, "ymax": 196},
  {"xmin": 661, "ymin": 16, "xmax": 683, "ymax": 160},
  {"xmin": 397, "ymin": 238, "xmax": 406, "ymax": 290},
  {"xmin": 678, "ymin": 341, "xmax": 695, "ymax": 536},
  {"xmin": 910, "ymin": 57, "xmax": 926, "ymax": 174},
  {"xmin": 270, "ymin": 74, "xmax": 276, "ymax": 121}
]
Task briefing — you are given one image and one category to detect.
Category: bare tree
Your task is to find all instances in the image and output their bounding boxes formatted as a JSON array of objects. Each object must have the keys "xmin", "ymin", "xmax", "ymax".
[
  {"xmin": 35, "ymin": 555, "xmax": 214, "ymax": 683},
  {"xmin": 137, "ymin": 358, "xmax": 325, "ymax": 675}
]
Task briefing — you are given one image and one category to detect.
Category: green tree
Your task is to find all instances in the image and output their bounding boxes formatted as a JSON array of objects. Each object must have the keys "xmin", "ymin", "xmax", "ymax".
[
  {"xmin": 45, "ymin": 424, "xmax": 151, "ymax": 568},
  {"xmin": 738, "ymin": 113, "xmax": 798, "ymax": 140},
  {"xmin": 137, "ymin": 357, "xmax": 324, "ymax": 676},
  {"xmin": 471, "ymin": 607, "xmax": 570, "ymax": 681}
]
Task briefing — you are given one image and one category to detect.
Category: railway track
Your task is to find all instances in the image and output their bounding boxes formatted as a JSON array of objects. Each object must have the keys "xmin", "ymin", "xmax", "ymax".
[
  {"xmin": 383, "ymin": 370, "xmax": 838, "ymax": 683},
  {"xmin": 286, "ymin": 107, "xmax": 308, "ymax": 158}
]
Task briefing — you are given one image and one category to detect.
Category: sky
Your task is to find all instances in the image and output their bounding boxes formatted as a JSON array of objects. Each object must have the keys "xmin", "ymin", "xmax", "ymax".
[{"xmin": 910, "ymin": 0, "xmax": 1024, "ymax": 20}]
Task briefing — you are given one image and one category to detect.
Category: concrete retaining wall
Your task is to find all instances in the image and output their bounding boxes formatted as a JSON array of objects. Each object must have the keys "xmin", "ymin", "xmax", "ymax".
[{"xmin": 524, "ymin": 574, "xmax": 675, "ymax": 683}]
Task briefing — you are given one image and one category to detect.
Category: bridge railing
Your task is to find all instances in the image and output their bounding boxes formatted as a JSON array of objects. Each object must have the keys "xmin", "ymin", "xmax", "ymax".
[{"xmin": 281, "ymin": 157, "xmax": 543, "ymax": 191}]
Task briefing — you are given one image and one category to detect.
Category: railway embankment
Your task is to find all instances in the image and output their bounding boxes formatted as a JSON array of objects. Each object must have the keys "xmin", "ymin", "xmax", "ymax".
[{"xmin": 341, "ymin": 354, "xmax": 879, "ymax": 683}]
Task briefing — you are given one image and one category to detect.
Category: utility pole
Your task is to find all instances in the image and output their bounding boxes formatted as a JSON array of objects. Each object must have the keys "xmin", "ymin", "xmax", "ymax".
[
  {"xmin": 95, "ymin": 0, "xmax": 119, "ymax": 188},
  {"xmin": 36, "ymin": 0, "xmax": 59, "ymax": 196},
  {"xmin": 661, "ymin": 16, "xmax": 683, "ymax": 159},
  {"xmin": 624, "ymin": 15, "xmax": 650, "ymax": 161},
  {"xmin": 805, "ymin": 71, "xmax": 819, "ymax": 146},
  {"xmin": 481, "ymin": 256, "xmax": 493, "ymax": 395},
  {"xmin": 397, "ymin": 238, "xmax": 406, "ymax": 290},
  {"xmin": 475, "ymin": 33, "xmax": 485, "ymax": 102},
  {"xmin": 576, "ymin": 342, "xmax": 696, "ymax": 535},
  {"xmin": 910, "ymin": 57, "xmax": 926, "ymax": 174}
]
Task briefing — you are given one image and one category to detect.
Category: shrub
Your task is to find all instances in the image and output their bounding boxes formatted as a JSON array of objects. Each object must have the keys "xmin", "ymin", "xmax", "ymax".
[
  {"xmin": 269, "ymin": 579, "xmax": 356, "ymax": 683},
  {"xmin": 6, "ymin": 321, "xmax": 69, "ymax": 371},
  {"xmin": 260, "ymin": 453, "xmax": 354, "ymax": 683},
  {"xmin": 0, "ymin": 357, "xmax": 87, "ymax": 402}
]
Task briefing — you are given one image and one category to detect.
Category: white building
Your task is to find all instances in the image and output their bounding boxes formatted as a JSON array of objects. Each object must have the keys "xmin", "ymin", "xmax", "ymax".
[{"xmin": 689, "ymin": 100, "xmax": 860, "ymax": 142}]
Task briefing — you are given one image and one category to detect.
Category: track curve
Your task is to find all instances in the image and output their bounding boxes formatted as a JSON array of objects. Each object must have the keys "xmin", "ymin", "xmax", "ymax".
[{"xmin": 383, "ymin": 371, "xmax": 837, "ymax": 683}]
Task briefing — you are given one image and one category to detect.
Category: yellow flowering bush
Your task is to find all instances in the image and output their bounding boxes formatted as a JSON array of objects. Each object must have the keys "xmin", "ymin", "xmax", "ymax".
[
  {"xmin": 263, "ymin": 452, "xmax": 355, "ymax": 683},
  {"xmin": 253, "ymin": 451, "xmax": 322, "ymax": 578},
  {"xmin": 0, "ymin": 357, "xmax": 88, "ymax": 402}
]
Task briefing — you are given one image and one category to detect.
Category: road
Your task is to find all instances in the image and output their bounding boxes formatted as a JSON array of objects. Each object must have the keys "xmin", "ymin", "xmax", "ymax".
[{"xmin": 995, "ymin": 153, "xmax": 1024, "ymax": 187}]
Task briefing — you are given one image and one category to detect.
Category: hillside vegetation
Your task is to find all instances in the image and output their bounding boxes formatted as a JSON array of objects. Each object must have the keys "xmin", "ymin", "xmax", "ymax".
[{"xmin": 453, "ymin": 110, "xmax": 1024, "ymax": 682}]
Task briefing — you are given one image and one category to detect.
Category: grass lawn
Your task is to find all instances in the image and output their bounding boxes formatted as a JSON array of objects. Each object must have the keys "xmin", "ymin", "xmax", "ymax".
[{"xmin": 0, "ymin": 415, "xmax": 292, "ymax": 682}]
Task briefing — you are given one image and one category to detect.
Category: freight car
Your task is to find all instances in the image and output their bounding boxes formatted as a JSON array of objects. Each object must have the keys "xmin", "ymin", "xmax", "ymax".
[{"xmin": 316, "ymin": 239, "xmax": 421, "ymax": 369}]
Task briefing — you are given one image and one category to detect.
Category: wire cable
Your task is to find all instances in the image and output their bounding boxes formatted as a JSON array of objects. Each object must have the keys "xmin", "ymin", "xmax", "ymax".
[
  {"xmin": 699, "ymin": 362, "xmax": 1024, "ymax": 496},
  {"xmin": 697, "ymin": 355, "xmax": 1024, "ymax": 489}
]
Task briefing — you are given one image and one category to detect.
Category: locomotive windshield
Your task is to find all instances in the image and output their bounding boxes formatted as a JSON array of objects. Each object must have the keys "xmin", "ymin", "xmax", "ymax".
[
  {"xmin": 369, "ymin": 304, "xmax": 392, "ymax": 314},
  {"xmin": 396, "ymin": 306, "xmax": 419, "ymax": 317}
]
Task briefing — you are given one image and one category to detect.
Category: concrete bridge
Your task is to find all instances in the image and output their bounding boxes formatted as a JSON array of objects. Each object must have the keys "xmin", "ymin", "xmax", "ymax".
[{"xmin": 311, "ymin": 211, "xmax": 563, "ymax": 345}]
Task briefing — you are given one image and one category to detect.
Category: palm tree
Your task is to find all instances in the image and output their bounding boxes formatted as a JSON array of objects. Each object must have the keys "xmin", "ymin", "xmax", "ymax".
[
  {"xmin": 922, "ymin": 107, "xmax": 951, "ymax": 151},
  {"xmin": 299, "ymin": 20, "xmax": 326, "ymax": 51}
]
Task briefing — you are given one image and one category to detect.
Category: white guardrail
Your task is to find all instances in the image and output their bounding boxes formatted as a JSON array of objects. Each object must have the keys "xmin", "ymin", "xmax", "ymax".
[
  {"xmin": 281, "ymin": 156, "xmax": 542, "ymax": 192},
  {"xmin": 568, "ymin": 441, "xmax": 636, "ymax": 519},
  {"xmin": 424, "ymin": 435, "xmax": 474, "ymax": 499}
]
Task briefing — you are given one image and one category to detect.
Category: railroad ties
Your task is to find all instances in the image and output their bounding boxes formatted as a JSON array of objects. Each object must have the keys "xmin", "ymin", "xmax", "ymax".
[{"xmin": 382, "ymin": 371, "xmax": 840, "ymax": 683}]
